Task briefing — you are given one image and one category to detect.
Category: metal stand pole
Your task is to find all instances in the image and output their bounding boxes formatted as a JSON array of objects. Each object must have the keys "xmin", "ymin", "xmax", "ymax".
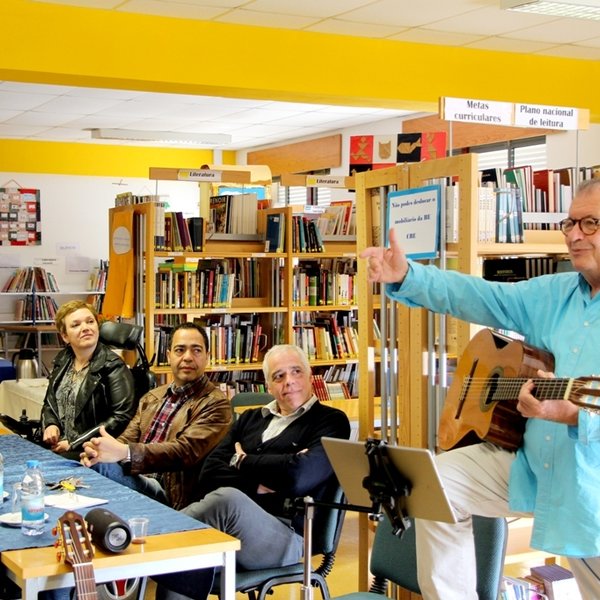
[{"xmin": 301, "ymin": 497, "xmax": 315, "ymax": 600}]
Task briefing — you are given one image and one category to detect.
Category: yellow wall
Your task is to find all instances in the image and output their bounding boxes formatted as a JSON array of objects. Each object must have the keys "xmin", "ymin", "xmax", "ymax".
[
  {"xmin": 0, "ymin": 140, "xmax": 224, "ymax": 177},
  {"xmin": 2, "ymin": 0, "xmax": 599, "ymax": 175}
]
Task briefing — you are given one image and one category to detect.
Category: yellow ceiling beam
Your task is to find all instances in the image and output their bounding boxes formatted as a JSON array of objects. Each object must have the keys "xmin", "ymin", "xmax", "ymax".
[
  {"xmin": 2, "ymin": 0, "xmax": 599, "ymax": 121},
  {"xmin": 0, "ymin": 139, "xmax": 238, "ymax": 177}
]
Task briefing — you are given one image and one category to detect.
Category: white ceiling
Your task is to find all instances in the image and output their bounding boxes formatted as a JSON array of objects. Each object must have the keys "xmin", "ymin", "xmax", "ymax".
[{"xmin": 2, "ymin": 0, "xmax": 600, "ymax": 151}]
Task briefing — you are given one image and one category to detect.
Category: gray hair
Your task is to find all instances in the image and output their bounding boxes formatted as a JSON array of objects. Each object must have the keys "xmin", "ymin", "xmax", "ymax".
[
  {"xmin": 262, "ymin": 344, "xmax": 311, "ymax": 381},
  {"xmin": 576, "ymin": 178, "xmax": 600, "ymax": 195}
]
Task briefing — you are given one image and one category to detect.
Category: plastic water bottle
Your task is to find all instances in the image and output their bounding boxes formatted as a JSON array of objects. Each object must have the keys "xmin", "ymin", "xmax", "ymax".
[{"xmin": 21, "ymin": 459, "xmax": 45, "ymax": 536}]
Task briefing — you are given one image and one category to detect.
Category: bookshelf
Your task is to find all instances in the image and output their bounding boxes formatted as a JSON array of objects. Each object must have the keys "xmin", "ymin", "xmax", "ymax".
[
  {"xmin": 111, "ymin": 177, "xmax": 360, "ymax": 402},
  {"xmin": 0, "ymin": 265, "xmax": 107, "ymax": 374}
]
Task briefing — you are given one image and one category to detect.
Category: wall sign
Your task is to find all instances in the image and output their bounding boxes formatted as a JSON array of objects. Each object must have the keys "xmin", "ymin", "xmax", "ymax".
[
  {"xmin": 440, "ymin": 96, "xmax": 589, "ymax": 131},
  {"xmin": 0, "ymin": 186, "xmax": 41, "ymax": 246},
  {"xmin": 387, "ymin": 185, "xmax": 441, "ymax": 260}
]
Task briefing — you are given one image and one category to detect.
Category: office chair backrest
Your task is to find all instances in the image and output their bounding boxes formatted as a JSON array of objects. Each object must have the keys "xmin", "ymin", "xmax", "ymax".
[
  {"xmin": 370, "ymin": 514, "xmax": 507, "ymax": 600},
  {"xmin": 99, "ymin": 321, "xmax": 156, "ymax": 401},
  {"xmin": 311, "ymin": 478, "xmax": 346, "ymax": 559},
  {"xmin": 230, "ymin": 392, "xmax": 274, "ymax": 420}
]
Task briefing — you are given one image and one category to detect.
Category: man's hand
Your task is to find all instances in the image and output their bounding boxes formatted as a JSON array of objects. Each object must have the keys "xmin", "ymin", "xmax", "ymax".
[
  {"xmin": 359, "ymin": 228, "xmax": 409, "ymax": 284},
  {"xmin": 518, "ymin": 370, "xmax": 579, "ymax": 426},
  {"xmin": 43, "ymin": 425, "xmax": 61, "ymax": 446},
  {"xmin": 80, "ymin": 426, "xmax": 128, "ymax": 467},
  {"xmin": 51, "ymin": 439, "xmax": 71, "ymax": 454}
]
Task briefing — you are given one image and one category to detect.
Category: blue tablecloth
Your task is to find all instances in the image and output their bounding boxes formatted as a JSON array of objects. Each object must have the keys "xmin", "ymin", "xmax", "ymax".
[{"xmin": 0, "ymin": 434, "xmax": 206, "ymax": 552}]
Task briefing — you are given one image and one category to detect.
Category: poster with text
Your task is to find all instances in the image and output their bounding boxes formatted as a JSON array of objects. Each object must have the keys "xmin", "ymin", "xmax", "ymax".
[
  {"xmin": 386, "ymin": 186, "xmax": 440, "ymax": 260},
  {"xmin": 0, "ymin": 187, "xmax": 41, "ymax": 246}
]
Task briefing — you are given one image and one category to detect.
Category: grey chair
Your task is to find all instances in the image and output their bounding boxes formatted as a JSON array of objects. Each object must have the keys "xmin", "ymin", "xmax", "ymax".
[
  {"xmin": 333, "ymin": 513, "xmax": 507, "ymax": 600},
  {"xmin": 230, "ymin": 391, "xmax": 274, "ymax": 420},
  {"xmin": 212, "ymin": 479, "xmax": 347, "ymax": 600}
]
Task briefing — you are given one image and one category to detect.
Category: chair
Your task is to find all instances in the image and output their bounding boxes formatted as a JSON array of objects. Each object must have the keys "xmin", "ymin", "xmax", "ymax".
[
  {"xmin": 333, "ymin": 514, "xmax": 507, "ymax": 600},
  {"xmin": 230, "ymin": 391, "xmax": 274, "ymax": 420},
  {"xmin": 99, "ymin": 320, "xmax": 156, "ymax": 401},
  {"xmin": 212, "ymin": 479, "xmax": 347, "ymax": 600}
]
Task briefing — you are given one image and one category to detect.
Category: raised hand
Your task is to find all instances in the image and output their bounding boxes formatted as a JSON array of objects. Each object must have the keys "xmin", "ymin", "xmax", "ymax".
[{"xmin": 359, "ymin": 227, "xmax": 409, "ymax": 284}]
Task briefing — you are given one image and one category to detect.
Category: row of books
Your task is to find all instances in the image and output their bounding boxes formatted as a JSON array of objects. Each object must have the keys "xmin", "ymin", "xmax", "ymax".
[
  {"xmin": 156, "ymin": 258, "xmax": 248, "ymax": 309},
  {"xmin": 501, "ymin": 563, "xmax": 581, "ymax": 600},
  {"xmin": 163, "ymin": 213, "xmax": 204, "ymax": 252},
  {"xmin": 478, "ymin": 187, "xmax": 524, "ymax": 243},
  {"xmin": 314, "ymin": 200, "xmax": 355, "ymax": 236},
  {"xmin": 209, "ymin": 193, "xmax": 259, "ymax": 236},
  {"xmin": 154, "ymin": 315, "xmax": 264, "ymax": 367},
  {"xmin": 312, "ymin": 374, "xmax": 351, "ymax": 401},
  {"xmin": 316, "ymin": 362, "xmax": 358, "ymax": 398},
  {"xmin": 292, "ymin": 319, "xmax": 359, "ymax": 360},
  {"xmin": 265, "ymin": 212, "xmax": 286, "ymax": 253},
  {"xmin": 205, "ymin": 370, "xmax": 357, "ymax": 401},
  {"xmin": 88, "ymin": 260, "xmax": 109, "ymax": 292},
  {"xmin": 482, "ymin": 256, "xmax": 565, "ymax": 282},
  {"xmin": 291, "ymin": 215, "xmax": 325, "ymax": 252},
  {"xmin": 205, "ymin": 322, "xmax": 264, "ymax": 366},
  {"xmin": 481, "ymin": 165, "xmax": 600, "ymax": 232},
  {"xmin": 13, "ymin": 295, "xmax": 59, "ymax": 322},
  {"xmin": 151, "ymin": 206, "xmax": 204, "ymax": 252},
  {"xmin": 2, "ymin": 266, "xmax": 60, "ymax": 292},
  {"xmin": 292, "ymin": 266, "xmax": 356, "ymax": 307}
]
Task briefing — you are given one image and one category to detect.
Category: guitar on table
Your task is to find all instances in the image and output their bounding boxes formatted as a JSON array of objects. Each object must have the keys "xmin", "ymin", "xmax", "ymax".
[
  {"xmin": 54, "ymin": 510, "xmax": 98, "ymax": 600},
  {"xmin": 439, "ymin": 328, "xmax": 600, "ymax": 452}
]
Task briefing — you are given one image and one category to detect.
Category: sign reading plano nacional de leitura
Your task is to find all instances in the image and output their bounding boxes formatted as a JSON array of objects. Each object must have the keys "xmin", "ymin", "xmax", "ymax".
[{"xmin": 440, "ymin": 97, "xmax": 590, "ymax": 131}]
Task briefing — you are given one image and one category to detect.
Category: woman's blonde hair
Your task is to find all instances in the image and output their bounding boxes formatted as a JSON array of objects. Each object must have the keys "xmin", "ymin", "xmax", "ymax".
[{"xmin": 55, "ymin": 300, "xmax": 99, "ymax": 335}]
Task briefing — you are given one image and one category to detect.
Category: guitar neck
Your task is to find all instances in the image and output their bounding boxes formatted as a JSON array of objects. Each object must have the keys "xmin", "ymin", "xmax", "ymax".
[
  {"xmin": 73, "ymin": 563, "xmax": 98, "ymax": 600},
  {"xmin": 493, "ymin": 377, "xmax": 572, "ymax": 401}
]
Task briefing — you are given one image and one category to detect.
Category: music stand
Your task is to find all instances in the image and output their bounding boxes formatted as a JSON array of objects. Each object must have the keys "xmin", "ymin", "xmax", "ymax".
[{"xmin": 296, "ymin": 438, "xmax": 457, "ymax": 600}]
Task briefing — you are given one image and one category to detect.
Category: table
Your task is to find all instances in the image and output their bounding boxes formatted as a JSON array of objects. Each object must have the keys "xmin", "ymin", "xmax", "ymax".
[
  {"xmin": 0, "ymin": 378, "xmax": 48, "ymax": 420},
  {"xmin": 0, "ymin": 434, "xmax": 240, "ymax": 600},
  {"xmin": 2, "ymin": 527, "xmax": 238, "ymax": 600}
]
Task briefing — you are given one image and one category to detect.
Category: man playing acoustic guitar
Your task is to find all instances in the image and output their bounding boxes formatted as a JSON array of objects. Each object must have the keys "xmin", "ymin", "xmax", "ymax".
[{"xmin": 360, "ymin": 178, "xmax": 600, "ymax": 599}]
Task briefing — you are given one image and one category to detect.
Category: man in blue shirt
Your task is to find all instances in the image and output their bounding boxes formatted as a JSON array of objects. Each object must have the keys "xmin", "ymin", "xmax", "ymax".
[{"xmin": 360, "ymin": 179, "xmax": 600, "ymax": 599}]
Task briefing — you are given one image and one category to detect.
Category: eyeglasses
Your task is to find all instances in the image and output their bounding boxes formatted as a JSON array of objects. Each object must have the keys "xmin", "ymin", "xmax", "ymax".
[{"xmin": 559, "ymin": 217, "xmax": 600, "ymax": 236}]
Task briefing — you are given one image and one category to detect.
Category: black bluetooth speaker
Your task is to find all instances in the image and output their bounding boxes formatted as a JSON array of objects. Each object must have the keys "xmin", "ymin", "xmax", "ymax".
[{"xmin": 85, "ymin": 508, "xmax": 132, "ymax": 553}]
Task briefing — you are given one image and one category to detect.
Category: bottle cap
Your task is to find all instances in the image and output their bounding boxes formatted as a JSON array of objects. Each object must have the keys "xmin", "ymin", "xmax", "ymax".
[{"xmin": 26, "ymin": 460, "xmax": 40, "ymax": 468}]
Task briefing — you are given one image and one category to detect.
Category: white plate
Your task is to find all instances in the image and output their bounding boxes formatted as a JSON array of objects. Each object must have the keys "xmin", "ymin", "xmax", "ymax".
[{"xmin": 0, "ymin": 512, "xmax": 50, "ymax": 527}]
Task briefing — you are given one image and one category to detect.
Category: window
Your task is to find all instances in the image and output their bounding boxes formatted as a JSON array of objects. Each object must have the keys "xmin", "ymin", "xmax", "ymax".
[
  {"xmin": 274, "ymin": 174, "xmax": 332, "ymax": 207},
  {"xmin": 468, "ymin": 136, "xmax": 547, "ymax": 171}
]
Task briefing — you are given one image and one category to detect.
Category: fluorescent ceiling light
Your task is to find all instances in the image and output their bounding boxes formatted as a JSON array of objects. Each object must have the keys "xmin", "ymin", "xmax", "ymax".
[
  {"xmin": 501, "ymin": 0, "xmax": 600, "ymax": 19},
  {"xmin": 90, "ymin": 128, "xmax": 232, "ymax": 146}
]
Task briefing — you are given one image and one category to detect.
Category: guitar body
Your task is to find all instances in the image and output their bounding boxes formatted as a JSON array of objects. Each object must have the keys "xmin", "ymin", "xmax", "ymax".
[{"xmin": 439, "ymin": 328, "xmax": 554, "ymax": 452}]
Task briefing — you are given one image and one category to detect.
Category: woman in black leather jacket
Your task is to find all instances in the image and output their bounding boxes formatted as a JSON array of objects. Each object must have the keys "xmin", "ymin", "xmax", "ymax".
[{"xmin": 41, "ymin": 300, "xmax": 136, "ymax": 459}]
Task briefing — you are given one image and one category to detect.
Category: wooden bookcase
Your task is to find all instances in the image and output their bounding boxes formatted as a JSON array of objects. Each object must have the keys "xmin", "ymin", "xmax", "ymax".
[{"xmin": 108, "ymin": 201, "xmax": 360, "ymax": 406}]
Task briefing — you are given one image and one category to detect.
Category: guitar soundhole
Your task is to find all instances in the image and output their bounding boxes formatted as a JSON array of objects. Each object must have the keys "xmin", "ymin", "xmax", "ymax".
[{"xmin": 481, "ymin": 372, "xmax": 500, "ymax": 412}]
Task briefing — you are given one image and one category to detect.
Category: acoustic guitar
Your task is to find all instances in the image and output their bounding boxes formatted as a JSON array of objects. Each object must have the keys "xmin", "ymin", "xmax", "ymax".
[
  {"xmin": 438, "ymin": 328, "xmax": 600, "ymax": 452},
  {"xmin": 54, "ymin": 510, "xmax": 98, "ymax": 600}
]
